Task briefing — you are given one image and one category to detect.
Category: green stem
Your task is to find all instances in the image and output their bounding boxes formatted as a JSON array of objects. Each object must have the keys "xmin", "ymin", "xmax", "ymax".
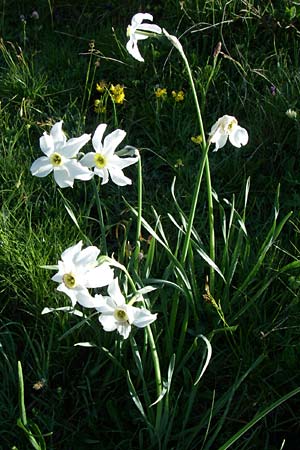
[
  {"xmin": 92, "ymin": 177, "xmax": 107, "ymax": 255},
  {"xmin": 18, "ymin": 361, "xmax": 27, "ymax": 425},
  {"xmin": 165, "ymin": 31, "xmax": 215, "ymax": 292},
  {"xmin": 205, "ymin": 157, "xmax": 215, "ymax": 292},
  {"xmin": 126, "ymin": 270, "xmax": 163, "ymax": 433},
  {"xmin": 81, "ymin": 42, "xmax": 95, "ymax": 122},
  {"xmin": 146, "ymin": 324, "xmax": 163, "ymax": 432},
  {"xmin": 133, "ymin": 153, "xmax": 142, "ymax": 271}
]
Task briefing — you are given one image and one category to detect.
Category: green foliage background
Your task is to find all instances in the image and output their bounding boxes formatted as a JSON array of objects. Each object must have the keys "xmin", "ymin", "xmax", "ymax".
[{"xmin": 0, "ymin": 1, "xmax": 300, "ymax": 449}]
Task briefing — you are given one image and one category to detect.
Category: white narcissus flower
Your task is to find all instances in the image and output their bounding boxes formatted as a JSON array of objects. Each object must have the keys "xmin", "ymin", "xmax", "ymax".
[
  {"xmin": 286, "ymin": 108, "xmax": 297, "ymax": 119},
  {"xmin": 80, "ymin": 124, "xmax": 139, "ymax": 186},
  {"xmin": 52, "ymin": 241, "xmax": 114, "ymax": 308},
  {"xmin": 95, "ymin": 278, "xmax": 157, "ymax": 339},
  {"xmin": 208, "ymin": 115, "xmax": 249, "ymax": 152},
  {"xmin": 126, "ymin": 13, "xmax": 162, "ymax": 62},
  {"xmin": 30, "ymin": 121, "xmax": 93, "ymax": 188}
]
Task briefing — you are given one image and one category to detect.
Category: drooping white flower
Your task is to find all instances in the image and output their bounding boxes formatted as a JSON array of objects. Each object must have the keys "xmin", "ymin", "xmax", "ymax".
[
  {"xmin": 126, "ymin": 13, "xmax": 162, "ymax": 62},
  {"xmin": 95, "ymin": 278, "xmax": 157, "ymax": 339},
  {"xmin": 80, "ymin": 123, "xmax": 139, "ymax": 186},
  {"xmin": 286, "ymin": 108, "xmax": 297, "ymax": 119},
  {"xmin": 52, "ymin": 241, "xmax": 114, "ymax": 308},
  {"xmin": 208, "ymin": 115, "xmax": 248, "ymax": 152},
  {"xmin": 30, "ymin": 121, "xmax": 93, "ymax": 188}
]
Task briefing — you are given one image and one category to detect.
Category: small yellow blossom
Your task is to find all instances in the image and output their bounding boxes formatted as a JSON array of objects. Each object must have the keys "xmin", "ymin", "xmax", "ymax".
[
  {"xmin": 172, "ymin": 90, "xmax": 185, "ymax": 102},
  {"xmin": 174, "ymin": 158, "xmax": 184, "ymax": 168},
  {"xmin": 110, "ymin": 84, "xmax": 125, "ymax": 104},
  {"xmin": 155, "ymin": 87, "xmax": 167, "ymax": 98},
  {"xmin": 191, "ymin": 135, "xmax": 203, "ymax": 145},
  {"xmin": 96, "ymin": 81, "xmax": 107, "ymax": 93},
  {"xmin": 94, "ymin": 99, "xmax": 106, "ymax": 114}
]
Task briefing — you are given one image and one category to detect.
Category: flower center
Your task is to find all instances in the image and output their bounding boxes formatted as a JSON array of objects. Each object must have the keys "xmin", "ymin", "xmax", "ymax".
[
  {"xmin": 114, "ymin": 308, "xmax": 128, "ymax": 323},
  {"xmin": 227, "ymin": 119, "xmax": 237, "ymax": 133},
  {"xmin": 94, "ymin": 153, "xmax": 107, "ymax": 169},
  {"xmin": 63, "ymin": 273, "xmax": 76, "ymax": 289},
  {"xmin": 50, "ymin": 152, "xmax": 63, "ymax": 166}
]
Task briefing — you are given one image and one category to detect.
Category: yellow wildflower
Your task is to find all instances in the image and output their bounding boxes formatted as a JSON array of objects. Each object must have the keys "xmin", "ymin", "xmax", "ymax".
[
  {"xmin": 110, "ymin": 84, "xmax": 125, "ymax": 104},
  {"xmin": 155, "ymin": 87, "xmax": 167, "ymax": 98},
  {"xmin": 191, "ymin": 135, "xmax": 203, "ymax": 145},
  {"xmin": 172, "ymin": 90, "xmax": 185, "ymax": 102},
  {"xmin": 94, "ymin": 99, "xmax": 106, "ymax": 114},
  {"xmin": 174, "ymin": 159, "xmax": 184, "ymax": 168},
  {"xmin": 96, "ymin": 81, "xmax": 107, "ymax": 93}
]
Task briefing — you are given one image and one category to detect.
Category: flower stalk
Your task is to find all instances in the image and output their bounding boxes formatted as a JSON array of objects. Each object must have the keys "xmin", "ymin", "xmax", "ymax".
[
  {"xmin": 92, "ymin": 177, "xmax": 108, "ymax": 255},
  {"xmin": 163, "ymin": 29, "xmax": 216, "ymax": 292},
  {"xmin": 133, "ymin": 151, "xmax": 142, "ymax": 271}
]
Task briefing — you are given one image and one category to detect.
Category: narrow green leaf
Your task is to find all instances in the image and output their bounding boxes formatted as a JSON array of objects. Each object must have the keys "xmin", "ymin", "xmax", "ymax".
[
  {"xmin": 195, "ymin": 247, "xmax": 226, "ymax": 282},
  {"xmin": 127, "ymin": 370, "xmax": 147, "ymax": 420},
  {"xmin": 194, "ymin": 334, "xmax": 212, "ymax": 385},
  {"xmin": 64, "ymin": 203, "xmax": 81, "ymax": 230},
  {"xmin": 217, "ymin": 386, "xmax": 300, "ymax": 450}
]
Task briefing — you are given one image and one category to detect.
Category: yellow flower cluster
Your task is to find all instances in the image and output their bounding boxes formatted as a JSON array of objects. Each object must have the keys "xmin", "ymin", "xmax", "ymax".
[
  {"xmin": 94, "ymin": 81, "xmax": 125, "ymax": 115},
  {"xmin": 110, "ymin": 84, "xmax": 125, "ymax": 104},
  {"xmin": 154, "ymin": 87, "xmax": 185, "ymax": 102},
  {"xmin": 191, "ymin": 135, "xmax": 203, "ymax": 145},
  {"xmin": 96, "ymin": 81, "xmax": 107, "ymax": 93},
  {"xmin": 172, "ymin": 90, "xmax": 185, "ymax": 102},
  {"xmin": 155, "ymin": 87, "xmax": 167, "ymax": 98}
]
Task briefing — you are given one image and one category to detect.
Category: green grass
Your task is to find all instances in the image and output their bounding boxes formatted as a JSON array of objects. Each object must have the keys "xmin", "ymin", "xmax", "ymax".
[{"xmin": 1, "ymin": 1, "xmax": 300, "ymax": 449}]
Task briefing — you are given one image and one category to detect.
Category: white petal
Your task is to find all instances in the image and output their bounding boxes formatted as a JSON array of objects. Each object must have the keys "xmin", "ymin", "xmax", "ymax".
[
  {"xmin": 39, "ymin": 133, "xmax": 54, "ymax": 156},
  {"xmin": 107, "ymin": 278, "xmax": 125, "ymax": 306},
  {"xmin": 30, "ymin": 157, "xmax": 53, "ymax": 177},
  {"xmin": 109, "ymin": 167, "xmax": 132, "ymax": 186},
  {"xmin": 84, "ymin": 264, "xmax": 114, "ymax": 288},
  {"xmin": 61, "ymin": 241, "xmax": 83, "ymax": 263},
  {"xmin": 57, "ymin": 283, "xmax": 77, "ymax": 307},
  {"xmin": 74, "ymin": 342, "xmax": 96, "ymax": 347},
  {"xmin": 94, "ymin": 167, "xmax": 109, "ymax": 184},
  {"xmin": 92, "ymin": 124, "xmax": 107, "ymax": 151},
  {"xmin": 93, "ymin": 294, "xmax": 113, "ymax": 311},
  {"xmin": 132, "ymin": 307, "xmax": 157, "ymax": 328},
  {"xmin": 103, "ymin": 129, "xmax": 126, "ymax": 156},
  {"xmin": 65, "ymin": 160, "xmax": 94, "ymax": 181},
  {"xmin": 211, "ymin": 131, "xmax": 228, "ymax": 152},
  {"xmin": 209, "ymin": 119, "xmax": 221, "ymax": 137},
  {"xmin": 74, "ymin": 245, "xmax": 100, "ymax": 267},
  {"xmin": 53, "ymin": 167, "xmax": 74, "ymax": 188},
  {"xmin": 80, "ymin": 152, "xmax": 97, "ymax": 168},
  {"xmin": 126, "ymin": 38, "xmax": 145, "ymax": 62},
  {"xmin": 117, "ymin": 323, "xmax": 131, "ymax": 339},
  {"xmin": 51, "ymin": 260, "xmax": 66, "ymax": 280},
  {"xmin": 229, "ymin": 126, "xmax": 248, "ymax": 148},
  {"xmin": 134, "ymin": 33, "xmax": 150, "ymax": 41},
  {"xmin": 76, "ymin": 288, "xmax": 99, "ymax": 308},
  {"xmin": 95, "ymin": 295, "xmax": 117, "ymax": 313},
  {"xmin": 132, "ymin": 13, "xmax": 153, "ymax": 27},
  {"xmin": 110, "ymin": 154, "xmax": 139, "ymax": 170},
  {"xmin": 61, "ymin": 134, "xmax": 91, "ymax": 158},
  {"xmin": 99, "ymin": 314, "xmax": 118, "ymax": 332},
  {"xmin": 136, "ymin": 23, "xmax": 162, "ymax": 36},
  {"xmin": 50, "ymin": 121, "xmax": 66, "ymax": 147},
  {"xmin": 123, "ymin": 305, "xmax": 136, "ymax": 324}
]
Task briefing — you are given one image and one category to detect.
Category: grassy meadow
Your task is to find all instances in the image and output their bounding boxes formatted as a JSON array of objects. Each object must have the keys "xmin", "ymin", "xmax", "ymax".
[{"xmin": 0, "ymin": 1, "xmax": 300, "ymax": 449}]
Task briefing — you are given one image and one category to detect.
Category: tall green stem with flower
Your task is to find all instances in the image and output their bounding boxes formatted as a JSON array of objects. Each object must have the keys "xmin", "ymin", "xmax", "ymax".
[{"xmin": 163, "ymin": 31, "xmax": 216, "ymax": 294}]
